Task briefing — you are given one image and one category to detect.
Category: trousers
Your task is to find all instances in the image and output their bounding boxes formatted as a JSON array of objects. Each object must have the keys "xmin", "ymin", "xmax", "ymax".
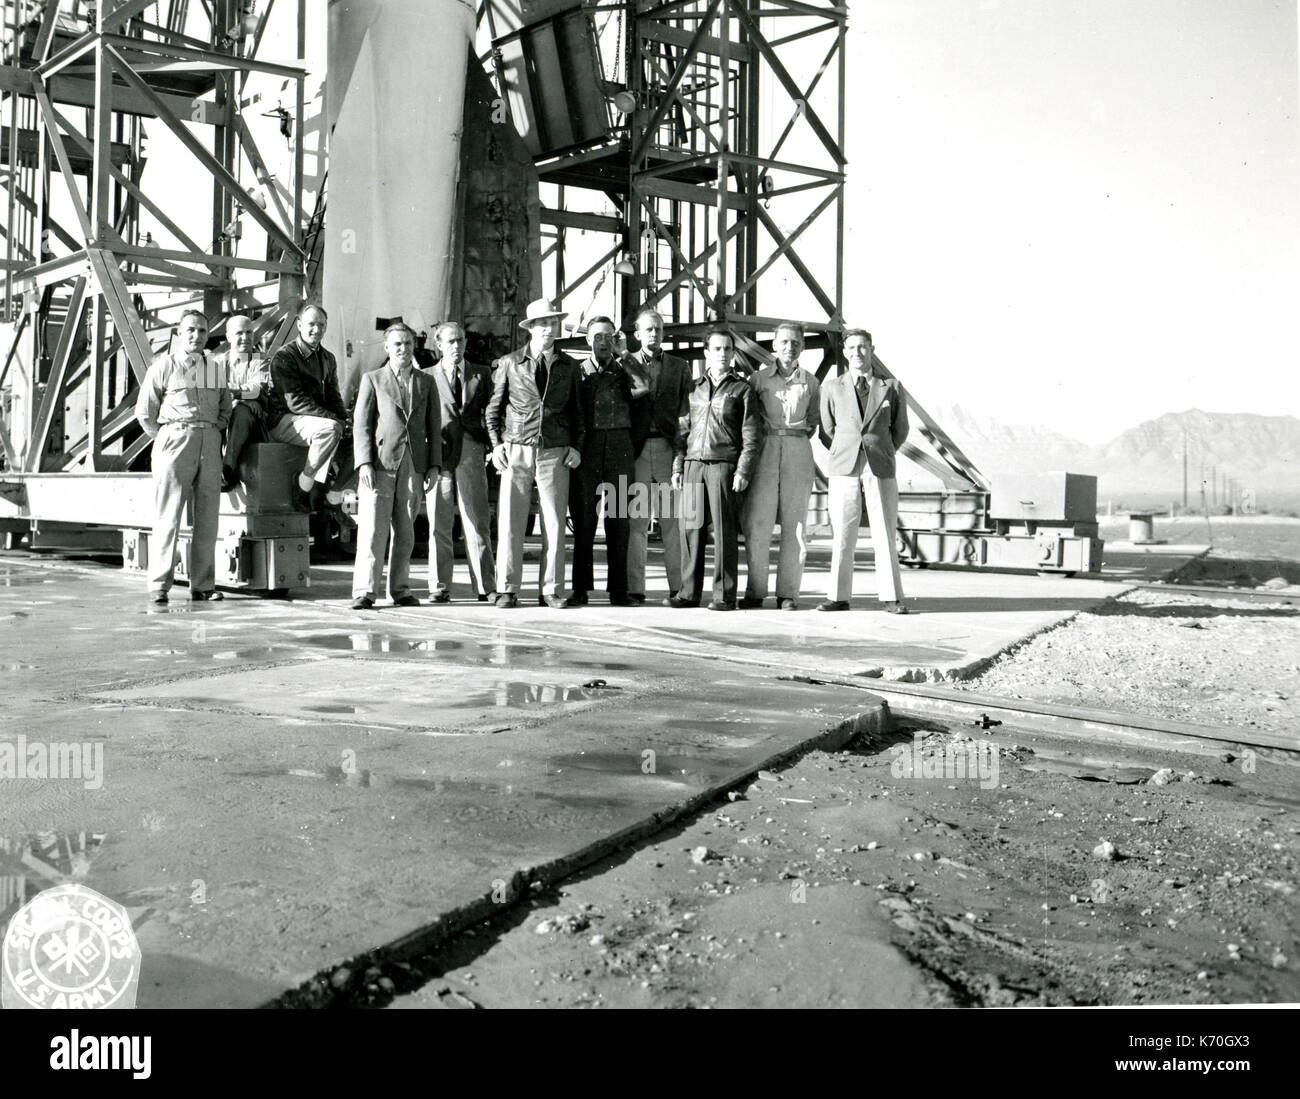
[
  {"xmin": 626, "ymin": 435, "xmax": 682, "ymax": 597},
  {"xmin": 223, "ymin": 400, "xmax": 270, "ymax": 473},
  {"xmin": 742, "ymin": 434, "xmax": 814, "ymax": 601},
  {"xmin": 677, "ymin": 459, "xmax": 741, "ymax": 605},
  {"xmin": 269, "ymin": 413, "xmax": 343, "ymax": 483},
  {"xmin": 429, "ymin": 437, "xmax": 495, "ymax": 596},
  {"xmin": 149, "ymin": 423, "xmax": 221, "ymax": 594},
  {"xmin": 827, "ymin": 470, "xmax": 904, "ymax": 603},
  {"xmin": 497, "ymin": 442, "xmax": 569, "ymax": 596},
  {"xmin": 352, "ymin": 448, "xmax": 422, "ymax": 600},
  {"xmin": 570, "ymin": 428, "xmax": 634, "ymax": 597}
]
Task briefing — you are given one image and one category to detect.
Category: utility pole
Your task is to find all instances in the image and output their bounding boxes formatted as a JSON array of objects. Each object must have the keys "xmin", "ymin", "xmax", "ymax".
[{"xmin": 1182, "ymin": 432, "xmax": 1188, "ymax": 510}]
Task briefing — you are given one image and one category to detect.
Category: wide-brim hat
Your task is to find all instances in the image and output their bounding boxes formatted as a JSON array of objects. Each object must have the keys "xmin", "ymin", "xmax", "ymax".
[{"xmin": 518, "ymin": 298, "xmax": 567, "ymax": 329}]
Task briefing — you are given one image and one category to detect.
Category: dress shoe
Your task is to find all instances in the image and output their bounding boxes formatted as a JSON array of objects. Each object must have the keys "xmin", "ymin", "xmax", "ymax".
[
  {"xmin": 707, "ymin": 600, "xmax": 736, "ymax": 611},
  {"xmin": 568, "ymin": 591, "xmax": 589, "ymax": 606},
  {"xmin": 884, "ymin": 601, "xmax": 910, "ymax": 615},
  {"xmin": 779, "ymin": 598, "xmax": 799, "ymax": 611},
  {"xmin": 817, "ymin": 599, "xmax": 850, "ymax": 612},
  {"xmin": 150, "ymin": 590, "xmax": 168, "ymax": 605},
  {"xmin": 662, "ymin": 596, "xmax": 700, "ymax": 608},
  {"xmin": 220, "ymin": 466, "xmax": 239, "ymax": 493},
  {"xmin": 430, "ymin": 591, "xmax": 451, "ymax": 604},
  {"xmin": 393, "ymin": 594, "xmax": 420, "ymax": 607},
  {"xmin": 290, "ymin": 482, "xmax": 313, "ymax": 512},
  {"xmin": 540, "ymin": 594, "xmax": 569, "ymax": 609},
  {"xmin": 351, "ymin": 595, "xmax": 375, "ymax": 610},
  {"xmin": 609, "ymin": 593, "xmax": 633, "ymax": 607},
  {"xmin": 739, "ymin": 595, "xmax": 764, "ymax": 609},
  {"xmin": 191, "ymin": 590, "xmax": 224, "ymax": 602},
  {"xmin": 627, "ymin": 593, "xmax": 646, "ymax": 605},
  {"xmin": 495, "ymin": 592, "xmax": 519, "ymax": 608},
  {"xmin": 478, "ymin": 592, "xmax": 495, "ymax": 603}
]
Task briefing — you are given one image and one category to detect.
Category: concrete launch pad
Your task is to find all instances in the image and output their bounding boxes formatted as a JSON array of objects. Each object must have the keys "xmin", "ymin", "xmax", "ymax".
[{"xmin": 0, "ymin": 535, "xmax": 1202, "ymax": 1006}]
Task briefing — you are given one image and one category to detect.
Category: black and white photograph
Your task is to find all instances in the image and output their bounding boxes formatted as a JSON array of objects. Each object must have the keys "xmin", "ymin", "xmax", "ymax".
[{"xmin": 0, "ymin": 0, "xmax": 1295, "ymax": 1070}]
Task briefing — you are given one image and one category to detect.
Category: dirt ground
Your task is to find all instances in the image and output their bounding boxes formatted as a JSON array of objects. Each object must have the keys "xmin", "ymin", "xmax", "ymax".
[
  {"xmin": 258, "ymin": 548, "xmax": 1298, "ymax": 1008},
  {"xmin": 275, "ymin": 715, "xmax": 1295, "ymax": 1009},
  {"xmin": 958, "ymin": 585, "xmax": 1300, "ymax": 735}
]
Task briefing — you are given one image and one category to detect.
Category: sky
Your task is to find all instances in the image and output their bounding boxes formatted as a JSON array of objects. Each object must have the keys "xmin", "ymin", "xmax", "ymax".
[
  {"xmin": 844, "ymin": 0, "xmax": 1299, "ymax": 441},
  {"xmin": 99, "ymin": 1, "xmax": 1298, "ymax": 444}
]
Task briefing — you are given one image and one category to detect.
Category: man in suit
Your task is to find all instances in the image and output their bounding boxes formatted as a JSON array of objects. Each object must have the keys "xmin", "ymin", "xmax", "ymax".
[
  {"xmin": 426, "ymin": 321, "xmax": 496, "ymax": 602},
  {"xmin": 351, "ymin": 322, "xmax": 442, "ymax": 609},
  {"xmin": 486, "ymin": 298, "xmax": 586, "ymax": 608},
  {"xmin": 741, "ymin": 321, "xmax": 821, "ymax": 610},
  {"xmin": 265, "ymin": 303, "xmax": 346, "ymax": 512},
  {"xmin": 666, "ymin": 327, "xmax": 763, "ymax": 611},
  {"xmin": 219, "ymin": 313, "xmax": 272, "ymax": 492},
  {"xmin": 569, "ymin": 316, "xmax": 637, "ymax": 606},
  {"xmin": 135, "ymin": 310, "xmax": 232, "ymax": 604},
  {"xmin": 818, "ymin": 328, "xmax": 910, "ymax": 613},
  {"xmin": 624, "ymin": 307, "xmax": 691, "ymax": 603}
]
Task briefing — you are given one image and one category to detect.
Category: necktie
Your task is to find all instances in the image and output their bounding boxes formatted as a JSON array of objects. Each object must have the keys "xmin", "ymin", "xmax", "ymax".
[
  {"xmin": 855, "ymin": 376, "xmax": 870, "ymax": 415},
  {"xmin": 534, "ymin": 356, "xmax": 548, "ymax": 397},
  {"xmin": 451, "ymin": 367, "xmax": 462, "ymax": 409}
]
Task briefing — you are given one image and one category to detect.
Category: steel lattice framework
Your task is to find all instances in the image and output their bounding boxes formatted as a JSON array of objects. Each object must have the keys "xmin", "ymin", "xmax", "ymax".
[
  {"xmin": 0, "ymin": 0, "xmax": 313, "ymax": 479},
  {"xmin": 479, "ymin": 0, "xmax": 987, "ymax": 492}
]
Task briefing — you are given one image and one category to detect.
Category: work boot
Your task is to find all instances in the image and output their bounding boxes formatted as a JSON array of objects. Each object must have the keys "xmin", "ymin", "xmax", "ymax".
[
  {"xmin": 351, "ymin": 595, "xmax": 375, "ymax": 610},
  {"xmin": 739, "ymin": 595, "xmax": 764, "ymax": 609},
  {"xmin": 495, "ymin": 593, "xmax": 519, "ymax": 609}
]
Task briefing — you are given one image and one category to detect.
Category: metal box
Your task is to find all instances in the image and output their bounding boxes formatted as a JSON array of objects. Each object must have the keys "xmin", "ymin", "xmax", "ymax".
[
  {"xmin": 230, "ymin": 443, "xmax": 306, "ymax": 516},
  {"xmin": 990, "ymin": 472, "xmax": 1097, "ymax": 523}
]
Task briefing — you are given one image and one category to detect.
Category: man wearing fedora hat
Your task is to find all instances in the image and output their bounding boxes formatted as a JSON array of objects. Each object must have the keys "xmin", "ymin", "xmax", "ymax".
[{"xmin": 486, "ymin": 298, "xmax": 586, "ymax": 608}]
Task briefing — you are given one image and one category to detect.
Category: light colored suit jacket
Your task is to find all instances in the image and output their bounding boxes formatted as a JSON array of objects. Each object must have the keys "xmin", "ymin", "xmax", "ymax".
[
  {"xmin": 820, "ymin": 370, "xmax": 909, "ymax": 478},
  {"xmin": 353, "ymin": 363, "xmax": 442, "ymax": 475}
]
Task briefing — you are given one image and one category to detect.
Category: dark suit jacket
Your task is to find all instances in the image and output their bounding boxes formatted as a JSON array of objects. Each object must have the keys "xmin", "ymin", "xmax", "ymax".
[
  {"xmin": 486, "ymin": 344, "xmax": 586, "ymax": 452},
  {"xmin": 820, "ymin": 370, "xmax": 909, "ymax": 478},
  {"xmin": 353, "ymin": 363, "xmax": 442, "ymax": 475},
  {"xmin": 624, "ymin": 348, "xmax": 691, "ymax": 458},
  {"xmin": 426, "ymin": 360, "xmax": 491, "ymax": 469},
  {"xmin": 266, "ymin": 339, "xmax": 347, "ymax": 423}
]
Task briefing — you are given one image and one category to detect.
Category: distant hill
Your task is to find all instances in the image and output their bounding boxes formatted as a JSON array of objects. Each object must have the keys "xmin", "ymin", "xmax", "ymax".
[{"xmin": 898, "ymin": 407, "xmax": 1300, "ymax": 507}]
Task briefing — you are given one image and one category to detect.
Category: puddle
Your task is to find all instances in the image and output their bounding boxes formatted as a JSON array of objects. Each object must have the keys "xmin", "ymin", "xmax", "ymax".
[
  {"xmin": 447, "ymin": 682, "xmax": 610, "ymax": 708},
  {"xmin": 297, "ymin": 632, "xmax": 554, "ymax": 667},
  {"xmin": 548, "ymin": 750, "xmax": 724, "ymax": 786},
  {"xmin": 211, "ymin": 647, "xmax": 281, "ymax": 660},
  {"xmin": 303, "ymin": 703, "xmax": 357, "ymax": 715},
  {"xmin": 0, "ymin": 662, "xmax": 36, "ymax": 671}
]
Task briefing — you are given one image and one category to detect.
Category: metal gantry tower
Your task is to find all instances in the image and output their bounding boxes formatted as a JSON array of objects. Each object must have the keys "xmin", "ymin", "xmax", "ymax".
[{"xmin": 0, "ymin": 0, "xmax": 312, "ymax": 487}]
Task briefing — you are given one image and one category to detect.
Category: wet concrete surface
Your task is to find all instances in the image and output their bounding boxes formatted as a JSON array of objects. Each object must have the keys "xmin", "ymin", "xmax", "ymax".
[{"xmin": 0, "ymin": 535, "xmax": 1199, "ymax": 1007}]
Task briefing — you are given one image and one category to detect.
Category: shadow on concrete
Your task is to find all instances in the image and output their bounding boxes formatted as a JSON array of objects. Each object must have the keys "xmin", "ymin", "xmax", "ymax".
[
  {"xmin": 904, "ymin": 597, "xmax": 1109, "ymax": 614},
  {"xmin": 1090, "ymin": 602, "xmax": 1299, "ymax": 620},
  {"xmin": 1171, "ymin": 556, "xmax": 1300, "ymax": 588}
]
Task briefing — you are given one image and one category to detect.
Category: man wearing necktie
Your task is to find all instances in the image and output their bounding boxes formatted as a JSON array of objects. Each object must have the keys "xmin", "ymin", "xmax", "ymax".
[
  {"xmin": 818, "ymin": 328, "xmax": 910, "ymax": 613},
  {"xmin": 426, "ymin": 321, "xmax": 496, "ymax": 602},
  {"xmin": 485, "ymin": 298, "xmax": 585, "ymax": 608},
  {"xmin": 625, "ymin": 307, "xmax": 692, "ymax": 603},
  {"xmin": 350, "ymin": 323, "xmax": 442, "ymax": 609}
]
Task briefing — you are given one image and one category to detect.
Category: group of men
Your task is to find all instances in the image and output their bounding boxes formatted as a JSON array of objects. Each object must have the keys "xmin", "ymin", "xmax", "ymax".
[{"xmin": 135, "ymin": 298, "xmax": 910, "ymax": 614}]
